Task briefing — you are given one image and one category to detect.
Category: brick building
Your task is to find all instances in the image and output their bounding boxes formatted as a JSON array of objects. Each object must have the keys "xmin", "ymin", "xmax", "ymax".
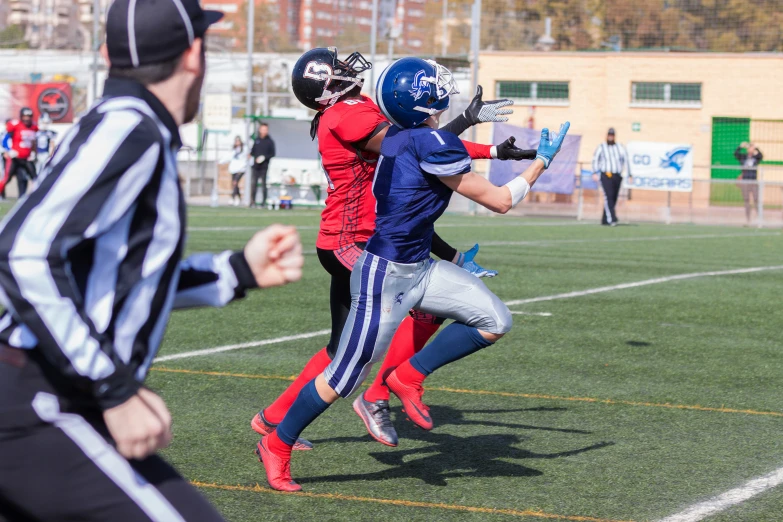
[{"xmin": 199, "ymin": 0, "xmax": 429, "ymax": 52}]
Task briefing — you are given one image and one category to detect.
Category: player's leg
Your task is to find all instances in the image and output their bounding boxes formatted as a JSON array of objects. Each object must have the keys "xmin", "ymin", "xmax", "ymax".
[
  {"xmin": 257, "ymin": 253, "xmax": 422, "ymax": 491},
  {"xmin": 14, "ymin": 160, "xmax": 29, "ymax": 197},
  {"xmin": 355, "ymin": 311, "xmax": 441, "ymax": 446},
  {"xmin": 251, "ymin": 245, "xmax": 360, "ymax": 448},
  {"xmin": 386, "ymin": 261, "xmax": 512, "ymax": 430}
]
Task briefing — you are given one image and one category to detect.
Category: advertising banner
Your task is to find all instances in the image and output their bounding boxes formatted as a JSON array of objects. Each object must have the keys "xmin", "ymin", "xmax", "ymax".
[
  {"xmin": 0, "ymin": 83, "xmax": 74, "ymax": 123},
  {"xmin": 489, "ymin": 123, "xmax": 581, "ymax": 195},
  {"xmin": 626, "ymin": 141, "xmax": 694, "ymax": 192}
]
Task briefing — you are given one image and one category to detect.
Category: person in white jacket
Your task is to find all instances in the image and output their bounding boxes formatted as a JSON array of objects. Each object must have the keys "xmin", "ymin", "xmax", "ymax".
[{"xmin": 221, "ymin": 136, "xmax": 248, "ymax": 206}]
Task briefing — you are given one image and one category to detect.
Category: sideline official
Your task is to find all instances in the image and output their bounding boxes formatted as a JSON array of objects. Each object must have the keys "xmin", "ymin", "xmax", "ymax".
[
  {"xmin": 592, "ymin": 127, "xmax": 628, "ymax": 226},
  {"xmin": 0, "ymin": 0, "xmax": 303, "ymax": 520},
  {"xmin": 250, "ymin": 122, "xmax": 275, "ymax": 208}
]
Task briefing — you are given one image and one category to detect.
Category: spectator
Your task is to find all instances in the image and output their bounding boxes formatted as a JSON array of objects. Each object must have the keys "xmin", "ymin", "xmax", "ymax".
[
  {"xmin": 592, "ymin": 127, "xmax": 628, "ymax": 226},
  {"xmin": 250, "ymin": 123, "xmax": 275, "ymax": 208},
  {"xmin": 735, "ymin": 141, "xmax": 763, "ymax": 224},
  {"xmin": 221, "ymin": 136, "xmax": 248, "ymax": 207}
]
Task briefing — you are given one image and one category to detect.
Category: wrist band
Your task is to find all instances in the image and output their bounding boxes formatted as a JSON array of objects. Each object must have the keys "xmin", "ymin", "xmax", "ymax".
[
  {"xmin": 505, "ymin": 177, "xmax": 530, "ymax": 207},
  {"xmin": 490, "ymin": 146, "xmax": 498, "ymax": 159}
]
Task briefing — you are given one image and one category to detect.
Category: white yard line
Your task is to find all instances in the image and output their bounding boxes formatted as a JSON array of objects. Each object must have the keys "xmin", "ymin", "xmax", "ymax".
[
  {"xmin": 157, "ymin": 265, "xmax": 783, "ymax": 362},
  {"xmin": 658, "ymin": 467, "xmax": 783, "ymax": 522},
  {"xmin": 504, "ymin": 265, "xmax": 783, "ymax": 307},
  {"xmin": 481, "ymin": 231, "xmax": 780, "ymax": 247},
  {"xmin": 510, "ymin": 311, "xmax": 553, "ymax": 317},
  {"xmin": 186, "ymin": 221, "xmax": 592, "ymax": 232},
  {"xmin": 153, "ymin": 329, "xmax": 331, "ymax": 362}
]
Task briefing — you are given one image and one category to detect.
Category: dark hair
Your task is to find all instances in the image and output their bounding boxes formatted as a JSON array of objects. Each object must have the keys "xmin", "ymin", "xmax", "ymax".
[
  {"xmin": 109, "ymin": 55, "xmax": 183, "ymax": 86},
  {"xmin": 259, "ymin": 122, "xmax": 269, "ymax": 127}
]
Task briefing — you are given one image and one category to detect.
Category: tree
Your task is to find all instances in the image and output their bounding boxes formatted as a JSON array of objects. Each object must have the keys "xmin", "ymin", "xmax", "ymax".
[{"xmin": 0, "ymin": 25, "xmax": 28, "ymax": 49}]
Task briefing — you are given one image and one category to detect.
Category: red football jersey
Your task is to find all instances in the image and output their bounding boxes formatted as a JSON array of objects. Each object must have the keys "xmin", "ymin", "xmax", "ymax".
[
  {"xmin": 6, "ymin": 120, "xmax": 38, "ymax": 160},
  {"xmin": 316, "ymin": 96, "xmax": 386, "ymax": 251}
]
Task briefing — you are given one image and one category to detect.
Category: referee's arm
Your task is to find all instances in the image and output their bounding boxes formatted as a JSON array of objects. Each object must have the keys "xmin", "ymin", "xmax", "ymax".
[
  {"xmin": 0, "ymin": 113, "xmax": 165, "ymax": 408},
  {"xmin": 592, "ymin": 144, "xmax": 603, "ymax": 175},
  {"xmin": 174, "ymin": 250, "xmax": 258, "ymax": 309}
]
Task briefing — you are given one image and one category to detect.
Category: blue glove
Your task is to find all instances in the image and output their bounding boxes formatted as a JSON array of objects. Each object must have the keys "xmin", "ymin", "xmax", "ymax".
[
  {"xmin": 535, "ymin": 121, "xmax": 570, "ymax": 169},
  {"xmin": 457, "ymin": 244, "xmax": 498, "ymax": 278}
]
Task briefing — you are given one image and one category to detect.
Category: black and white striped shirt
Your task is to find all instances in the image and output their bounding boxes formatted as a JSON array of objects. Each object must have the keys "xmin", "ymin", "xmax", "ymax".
[
  {"xmin": 592, "ymin": 142, "xmax": 628, "ymax": 175},
  {"xmin": 0, "ymin": 78, "xmax": 257, "ymax": 409}
]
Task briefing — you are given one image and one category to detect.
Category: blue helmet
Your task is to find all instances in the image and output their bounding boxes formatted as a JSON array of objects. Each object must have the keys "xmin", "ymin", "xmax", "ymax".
[{"xmin": 376, "ymin": 57, "xmax": 459, "ymax": 129}]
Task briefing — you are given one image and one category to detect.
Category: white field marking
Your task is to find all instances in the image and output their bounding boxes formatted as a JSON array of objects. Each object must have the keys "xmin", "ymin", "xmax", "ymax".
[
  {"xmin": 185, "ymin": 221, "xmax": 593, "ymax": 232},
  {"xmin": 153, "ymin": 329, "xmax": 331, "ymax": 362},
  {"xmin": 481, "ymin": 231, "xmax": 781, "ymax": 247},
  {"xmin": 504, "ymin": 265, "xmax": 783, "ymax": 307},
  {"xmin": 188, "ymin": 225, "xmax": 320, "ymax": 232},
  {"xmin": 156, "ymin": 265, "xmax": 783, "ymax": 362},
  {"xmin": 510, "ymin": 311, "xmax": 553, "ymax": 317},
  {"xmin": 658, "ymin": 467, "xmax": 783, "ymax": 522}
]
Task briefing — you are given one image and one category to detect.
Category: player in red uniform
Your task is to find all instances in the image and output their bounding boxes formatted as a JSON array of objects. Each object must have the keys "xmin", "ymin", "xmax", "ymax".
[
  {"xmin": 251, "ymin": 48, "xmax": 536, "ymax": 459},
  {"xmin": 1, "ymin": 108, "xmax": 38, "ymax": 198}
]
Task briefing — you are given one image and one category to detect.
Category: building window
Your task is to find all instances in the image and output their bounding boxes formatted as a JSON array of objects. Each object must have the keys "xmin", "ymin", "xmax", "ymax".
[
  {"xmin": 496, "ymin": 81, "xmax": 569, "ymax": 105},
  {"xmin": 631, "ymin": 82, "xmax": 701, "ymax": 108}
]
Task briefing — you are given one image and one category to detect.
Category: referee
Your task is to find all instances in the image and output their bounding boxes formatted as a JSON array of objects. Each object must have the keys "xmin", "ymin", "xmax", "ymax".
[
  {"xmin": 592, "ymin": 127, "xmax": 628, "ymax": 226},
  {"xmin": 0, "ymin": 1, "xmax": 303, "ymax": 520}
]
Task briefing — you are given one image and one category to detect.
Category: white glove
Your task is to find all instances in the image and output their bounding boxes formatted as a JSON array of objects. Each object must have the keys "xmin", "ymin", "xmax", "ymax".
[
  {"xmin": 7, "ymin": 149, "xmax": 18, "ymax": 159},
  {"xmin": 255, "ymin": 155, "xmax": 266, "ymax": 164}
]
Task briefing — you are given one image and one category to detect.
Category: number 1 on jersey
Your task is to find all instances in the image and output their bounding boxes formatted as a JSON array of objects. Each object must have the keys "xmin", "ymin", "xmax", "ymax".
[{"xmin": 430, "ymin": 131, "xmax": 446, "ymax": 146}]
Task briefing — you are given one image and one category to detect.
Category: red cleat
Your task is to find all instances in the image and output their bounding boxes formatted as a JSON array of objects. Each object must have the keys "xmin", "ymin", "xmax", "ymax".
[
  {"xmin": 385, "ymin": 369, "xmax": 433, "ymax": 430},
  {"xmin": 251, "ymin": 412, "xmax": 313, "ymax": 451},
  {"xmin": 255, "ymin": 438, "xmax": 301, "ymax": 492}
]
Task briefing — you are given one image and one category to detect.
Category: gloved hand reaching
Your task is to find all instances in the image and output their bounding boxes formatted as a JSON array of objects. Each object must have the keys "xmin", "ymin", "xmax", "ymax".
[
  {"xmin": 535, "ymin": 122, "xmax": 570, "ymax": 169},
  {"xmin": 463, "ymin": 86, "xmax": 514, "ymax": 126},
  {"xmin": 456, "ymin": 244, "xmax": 498, "ymax": 278},
  {"xmin": 491, "ymin": 137, "xmax": 537, "ymax": 161}
]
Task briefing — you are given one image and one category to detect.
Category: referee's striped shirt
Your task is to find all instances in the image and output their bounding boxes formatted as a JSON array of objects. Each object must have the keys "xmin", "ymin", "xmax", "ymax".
[
  {"xmin": 592, "ymin": 142, "xmax": 628, "ymax": 175},
  {"xmin": 0, "ymin": 78, "xmax": 257, "ymax": 409}
]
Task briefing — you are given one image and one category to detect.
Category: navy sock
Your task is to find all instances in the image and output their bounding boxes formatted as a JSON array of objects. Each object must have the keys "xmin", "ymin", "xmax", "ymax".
[
  {"xmin": 409, "ymin": 322, "xmax": 494, "ymax": 376},
  {"xmin": 276, "ymin": 379, "xmax": 330, "ymax": 446}
]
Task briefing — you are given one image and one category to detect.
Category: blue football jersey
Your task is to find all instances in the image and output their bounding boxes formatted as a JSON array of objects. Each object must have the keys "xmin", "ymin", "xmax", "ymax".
[{"xmin": 366, "ymin": 126, "xmax": 472, "ymax": 264}]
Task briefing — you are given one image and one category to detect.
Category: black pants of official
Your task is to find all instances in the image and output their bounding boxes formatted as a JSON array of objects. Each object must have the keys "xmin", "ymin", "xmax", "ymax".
[
  {"xmin": 4, "ymin": 158, "xmax": 36, "ymax": 198},
  {"xmin": 600, "ymin": 172, "xmax": 623, "ymax": 225},
  {"xmin": 0, "ymin": 348, "xmax": 226, "ymax": 522},
  {"xmin": 251, "ymin": 165, "xmax": 268, "ymax": 206}
]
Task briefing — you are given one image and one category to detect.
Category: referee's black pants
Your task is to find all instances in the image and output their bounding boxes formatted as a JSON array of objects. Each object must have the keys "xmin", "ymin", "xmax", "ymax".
[
  {"xmin": 0, "ymin": 346, "xmax": 226, "ymax": 522},
  {"xmin": 600, "ymin": 172, "xmax": 623, "ymax": 225}
]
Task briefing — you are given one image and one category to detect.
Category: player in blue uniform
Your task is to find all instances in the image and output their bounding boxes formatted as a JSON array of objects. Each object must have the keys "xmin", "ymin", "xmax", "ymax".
[{"xmin": 256, "ymin": 57, "xmax": 570, "ymax": 492}]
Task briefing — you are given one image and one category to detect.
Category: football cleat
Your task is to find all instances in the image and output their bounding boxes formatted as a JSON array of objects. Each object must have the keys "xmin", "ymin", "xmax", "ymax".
[
  {"xmin": 352, "ymin": 393, "xmax": 398, "ymax": 447},
  {"xmin": 385, "ymin": 370, "xmax": 433, "ymax": 430},
  {"xmin": 255, "ymin": 439, "xmax": 301, "ymax": 492},
  {"xmin": 251, "ymin": 412, "xmax": 314, "ymax": 451}
]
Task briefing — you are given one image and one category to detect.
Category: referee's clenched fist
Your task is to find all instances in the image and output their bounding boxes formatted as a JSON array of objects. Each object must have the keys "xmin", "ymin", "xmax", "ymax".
[
  {"xmin": 245, "ymin": 225, "xmax": 305, "ymax": 288},
  {"xmin": 0, "ymin": 0, "xmax": 300, "ymax": 520}
]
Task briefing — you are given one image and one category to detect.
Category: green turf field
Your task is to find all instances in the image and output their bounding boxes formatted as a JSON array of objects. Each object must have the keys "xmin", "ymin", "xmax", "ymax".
[{"xmin": 16, "ymin": 202, "xmax": 783, "ymax": 522}]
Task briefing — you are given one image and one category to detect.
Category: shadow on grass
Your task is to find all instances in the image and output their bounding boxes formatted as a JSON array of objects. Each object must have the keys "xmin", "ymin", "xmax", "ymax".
[
  {"xmin": 310, "ymin": 404, "xmax": 593, "ymax": 447},
  {"xmin": 303, "ymin": 405, "xmax": 614, "ymax": 486}
]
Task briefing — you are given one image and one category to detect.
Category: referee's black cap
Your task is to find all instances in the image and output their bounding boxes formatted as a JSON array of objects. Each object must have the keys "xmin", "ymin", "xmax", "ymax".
[{"xmin": 106, "ymin": 0, "xmax": 224, "ymax": 68}]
